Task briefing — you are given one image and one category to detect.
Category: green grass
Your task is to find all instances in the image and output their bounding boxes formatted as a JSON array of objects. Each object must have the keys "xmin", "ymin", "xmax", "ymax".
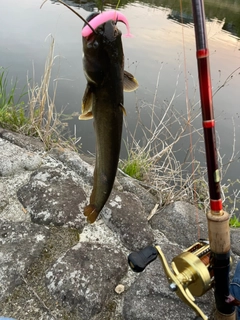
[
  {"xmin": 0, "ymin": 67, "xmax": 15, "ymax": 107},
  {"xmin": 229, "ymin": 215, "xmax": 240, "ymax": 228},
  {"xmin": 120, "ymin": 150, "xmax": 151, "ymax": 181},
  {"xmin": 0, "ymin": 67, "xmax": 29, "ymax": 131}
]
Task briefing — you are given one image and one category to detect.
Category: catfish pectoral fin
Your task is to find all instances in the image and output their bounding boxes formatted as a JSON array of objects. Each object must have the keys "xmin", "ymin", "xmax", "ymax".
[
  {"xmin": 84, "ymin": 204, "xmax": 99, "ymax": 223},
  {"xmin": 79, "ymin": 111, "xmax": 93, "ymax": 120},
  {"xmin": 80, "ymin": 84, "xmax": 93, "ymax": 117},
  {"xmin": 123, "ymin": 70, "xmax": 139, "ymax": 92}
]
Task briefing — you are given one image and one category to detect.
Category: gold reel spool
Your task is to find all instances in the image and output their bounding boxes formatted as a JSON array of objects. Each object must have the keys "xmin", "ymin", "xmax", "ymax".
[
  {"xmin": 172, "ymin": 241, "xmax": 213, "ymax": 297},
  {"xmin": 155, "ymin": 240, "xmax": 213, "ymax": 320}
]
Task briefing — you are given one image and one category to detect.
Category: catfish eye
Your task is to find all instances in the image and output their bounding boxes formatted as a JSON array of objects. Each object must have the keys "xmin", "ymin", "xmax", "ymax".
[
  {"xmin": 97, "ymin": 26, "xmax": 104, "ymax": 35},
  {"xmin": 93, "ymin": 40, "xmax": 99, "ymax": 49}
]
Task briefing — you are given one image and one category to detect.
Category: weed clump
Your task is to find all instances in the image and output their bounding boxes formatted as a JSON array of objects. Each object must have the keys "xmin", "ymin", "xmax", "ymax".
[
  {"xmin": 120, "ymin": 150, "xmax": 151, "ymax": 181},
  {"xmin": 0, "ymin": 67, "xmax": 28, "ymax": 131},
  {"xmin": 229, "ymin": 215, "xmax": 240, "ymax": 228}
]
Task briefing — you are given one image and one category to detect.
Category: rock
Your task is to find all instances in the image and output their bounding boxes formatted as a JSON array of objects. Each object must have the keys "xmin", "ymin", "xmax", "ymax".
[
  {"xmin": 49, "ymin": 148, "xmax": 94, "ymax": 185},
  {"xmin": 45, "ymin": 242, "xmax": 128, "ymax": 320},
  {"xmin": 0, "ymin": 128, "xmax": 45, "ymax": 152},
  {"xmin": 0, "ymin": 130, "xmax": 239, "ymax": 320},
  {"xmin": 231, "ymin": 228, "xmax": 240, "ymax": 256},
  {"xmin": 17, "ymin": 165, "xmax": 87, "ymax": 231},
  {"xmin": 150, "ymin": 201, "xmax": 208, "ymax": 247},
  {"xmin": 118, "ymin": 175, "xmax": 158, "ymax": 217},
  {"xmin": 0, "ymin": 219, "xmax": 49, "ymax": 302},
  {"xmin": 0, "ymin": 173, "xmax": 32, "ymax": 222},
  {"xmin": 0, "ymin": 138, "xmax": 42, "ymax": 176},
  {"xmin": 49, "ymin": 148, "xmax": 123, "ymax": 192},
  {"xmin": 0, "ymin": 226, "xmax": 80, "ymax": 320},
  {"xmin": 101, "ymin": 191, "xmax": 155, "ymax": 251},
  {"xmin": 0, "ymin": 182, "xmax": 9, "ymax": 210}
]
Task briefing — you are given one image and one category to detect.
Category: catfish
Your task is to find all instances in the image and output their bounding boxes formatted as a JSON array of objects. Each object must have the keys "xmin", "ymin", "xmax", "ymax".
[{"xmin": 80, "ymin": 12, "xmax": 138, "ymax": 223}]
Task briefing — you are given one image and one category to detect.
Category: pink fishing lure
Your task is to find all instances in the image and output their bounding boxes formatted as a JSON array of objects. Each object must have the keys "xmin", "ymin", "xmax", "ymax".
[{"xmin": 82, "ymin": 10, "xmax": 132, "ymax": 38}]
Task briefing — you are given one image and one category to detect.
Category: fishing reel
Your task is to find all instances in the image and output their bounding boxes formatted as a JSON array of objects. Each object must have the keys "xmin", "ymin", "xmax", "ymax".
[{"xmin": 128, "ymin": 240, "xmax": 214, "ymax": 320}]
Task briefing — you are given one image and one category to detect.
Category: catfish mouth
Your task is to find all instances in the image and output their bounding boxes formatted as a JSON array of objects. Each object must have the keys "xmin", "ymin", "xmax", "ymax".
[
  {"xmin": 85, "ymin": 20, "xmax": 121, "ymax": 48},
  {"xmin": 103, "ymin": 20, "xmax": 121, "ymax": 42}
]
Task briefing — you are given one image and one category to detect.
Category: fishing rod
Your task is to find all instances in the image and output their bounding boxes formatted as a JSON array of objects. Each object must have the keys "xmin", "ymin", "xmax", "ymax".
[
  {"xmin": 191, "ymin": 0, "xmax": 235, "ymax": 319},
  {"xmin": 128, "ymin": 1, "xmax": 237, "ymax": 319}
]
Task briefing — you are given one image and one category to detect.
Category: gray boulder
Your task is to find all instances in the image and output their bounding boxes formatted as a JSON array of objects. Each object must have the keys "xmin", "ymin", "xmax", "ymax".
[
  {"xmin": 101, "ymin": 190, "xmax": 154, "ymax": 251},
  {"xmin": 0, "ymin": 219, "xmax": 49, "ymax": 302},
  {"xmin": 0, "ymin": 128, "xmax": 45, "ymax": 152},
  {"xmin": 150, "ymin": 201, "xmax": 208, "ymax": 247},
  {"xmin": 46, "ymin": 242, "xmax": 128, "ymax": 320},
  {"xmin": 17, "ymin": 165, "xmax": 87, "ymax": 231},
  {"xmin": 0, "ymin": 138, "xmax": 42, "ymax": 176},
  {"xmin": 49, "ymin": 147, "xmax": 94, "ymax": 185},
  {"xmin": 118, "ymin": 175, "xmax": 158, "ymax": 216}
]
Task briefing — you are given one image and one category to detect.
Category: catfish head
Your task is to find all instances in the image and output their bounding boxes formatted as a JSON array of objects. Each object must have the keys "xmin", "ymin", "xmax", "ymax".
[{"xmin": 82, "ymin": 12, "xmax": 124, "ymax": 88}]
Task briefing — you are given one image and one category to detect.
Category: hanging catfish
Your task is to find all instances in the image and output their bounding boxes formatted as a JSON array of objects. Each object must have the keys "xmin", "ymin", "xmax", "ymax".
[{"xmin": 80, "ymin": 11, "xmax": 138, "ymax": 223}]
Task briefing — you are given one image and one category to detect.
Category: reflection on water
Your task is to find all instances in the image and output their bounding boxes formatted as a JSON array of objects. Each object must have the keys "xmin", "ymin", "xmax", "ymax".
[
  {"xmin": 51, "ymin": 0, "xmax": 96, "ymax": 12},
  {"xmin": 64, "ymin": 0, "xmax": 240, "ymax": 37}
]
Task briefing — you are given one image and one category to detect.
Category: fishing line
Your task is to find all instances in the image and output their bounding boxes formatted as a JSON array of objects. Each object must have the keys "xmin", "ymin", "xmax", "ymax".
[
  {"xmin": 41, "ymin": 0, "xmax": 97, "ymax": 34},
  {"xmin": 179, "ymin": 0, "xmax": 200, "ymax": 239}
]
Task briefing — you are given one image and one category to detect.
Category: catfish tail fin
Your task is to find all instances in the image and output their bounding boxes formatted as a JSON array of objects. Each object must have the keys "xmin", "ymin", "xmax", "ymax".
[{"xmin": 84, "ymin": 204, "xmax": 99, "ymax": 224}]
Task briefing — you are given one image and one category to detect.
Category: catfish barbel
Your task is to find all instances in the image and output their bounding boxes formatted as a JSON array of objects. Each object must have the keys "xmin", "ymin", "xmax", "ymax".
[{"xmin": 80, "ymin": 11, "xmax": 138, "ymax": 223}]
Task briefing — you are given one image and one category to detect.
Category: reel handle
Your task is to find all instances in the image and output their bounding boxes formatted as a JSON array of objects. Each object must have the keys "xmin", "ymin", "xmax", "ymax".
[{"xmin": 128, "ymin": 245, "xmax": 158, "ymax": 272}]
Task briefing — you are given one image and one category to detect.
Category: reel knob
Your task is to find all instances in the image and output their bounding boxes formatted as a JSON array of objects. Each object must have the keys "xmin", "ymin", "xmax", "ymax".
[{"xmin": 128, "ymin": 245, "xmax": 158, "ymax": 272}]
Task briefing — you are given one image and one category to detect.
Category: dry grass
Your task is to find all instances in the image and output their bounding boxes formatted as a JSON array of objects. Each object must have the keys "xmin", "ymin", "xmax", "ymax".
[
  {"xmin": 120, "ymin": 68, "xmax": 240, "ymax": 215},
  {"xmin": 121, "ymin": 100, "xmax": 206, "ymax": 210},
  {"xmin": 20, "ymin": 35, "xmax": 80, "ymax": 150},
  {"xmin": 1, "ymin": 35, "xmax": 80, "ymax": 151}
]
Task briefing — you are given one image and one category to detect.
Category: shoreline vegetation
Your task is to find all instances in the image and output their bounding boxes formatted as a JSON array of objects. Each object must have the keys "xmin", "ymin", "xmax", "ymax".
[
  {"xmin": 1, "ymin": 37, "xmax": 240, "ymax": 227},
  {"xmin": 0, "ymin": 36, "xmax": 80, "ymax": 151}
]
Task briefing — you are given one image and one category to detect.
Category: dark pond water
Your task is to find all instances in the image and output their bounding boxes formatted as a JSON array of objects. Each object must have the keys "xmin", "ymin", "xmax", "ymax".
[{"xmin": 1, "ymin": 0, "xmax": 240, "ymax": 214}]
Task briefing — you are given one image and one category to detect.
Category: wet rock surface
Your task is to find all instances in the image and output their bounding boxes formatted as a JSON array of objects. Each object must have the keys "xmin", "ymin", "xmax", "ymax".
[{"xmin": 0, "ymin": 131, "xmax": 239, "ymax": 320}]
